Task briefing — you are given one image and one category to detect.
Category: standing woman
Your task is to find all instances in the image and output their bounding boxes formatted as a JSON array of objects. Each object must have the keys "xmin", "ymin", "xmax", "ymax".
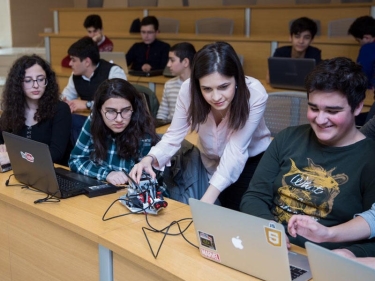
[
  {"xmin": 130, "ymin": 42, "xmax": 271, "ymax": 210},
  {"xmin": 0, "ymin": 54, "xmax": 72, "ymax": 165},
  {"xmin": 69, "ymin": 78, "xmax": 160, "ymax": 185}
]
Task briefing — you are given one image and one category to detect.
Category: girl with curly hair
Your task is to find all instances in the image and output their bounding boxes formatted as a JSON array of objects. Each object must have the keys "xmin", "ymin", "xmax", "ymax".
[
  {"xmin": 0, "ymin": 54, "xmax": 72, "ymax": 165},
  {"xmin": 69, "ymin": 78, "xmax": 160, "ymax": 185}
]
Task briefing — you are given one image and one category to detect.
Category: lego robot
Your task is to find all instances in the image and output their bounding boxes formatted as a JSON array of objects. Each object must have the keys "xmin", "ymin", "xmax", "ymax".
[{"xmin": 120, "ymin": 173, "xmax": 168, "ymax": 215}]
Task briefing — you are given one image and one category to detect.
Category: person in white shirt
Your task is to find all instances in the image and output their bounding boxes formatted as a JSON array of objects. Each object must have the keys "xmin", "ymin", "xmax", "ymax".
[
  {"xmin": 156, "ymin": 42, "xmax": 196, "ymax": 123},
  {"xmin": 130, "ymin": 42, "xmax": 271, "ymax": 210},
  {"xmin": 61, "ymin": 37, "xmax": 127, "ymax": 144}
]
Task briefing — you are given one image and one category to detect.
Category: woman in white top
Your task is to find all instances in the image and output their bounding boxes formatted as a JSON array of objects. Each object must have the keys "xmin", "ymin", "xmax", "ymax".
[{"xmin": 130, "ymin": 42, "xmax": 271, "ymax": 210}]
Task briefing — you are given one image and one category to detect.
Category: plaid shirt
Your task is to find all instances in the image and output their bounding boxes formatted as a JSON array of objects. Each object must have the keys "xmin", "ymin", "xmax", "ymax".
[{"xmin": 69, "ymin": 116, "xmax": 152, "ymax": 181}]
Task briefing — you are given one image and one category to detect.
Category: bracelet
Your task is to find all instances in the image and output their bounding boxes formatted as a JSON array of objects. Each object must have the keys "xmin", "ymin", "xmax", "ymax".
[{"xmin": 143, "ymin": 154, "xmax": 154, "ymax": 164}]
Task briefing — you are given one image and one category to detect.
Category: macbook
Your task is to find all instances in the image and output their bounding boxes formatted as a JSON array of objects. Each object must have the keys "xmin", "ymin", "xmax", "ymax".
[
  {"xmin": 306, "ymin": 242, "xmax": 375, "ymax": 281},
  {"xmin": 189, "ymin": 198, "xmax": 312, "ymax": 281},
  {"xmin": 100, "ymin": 51, "xmax": 128, "ymax": 74},
  {"xmin": 3, "ymin": 132, "xmax": 117, "ymax": 199},
  {"xmin": 268, "ymin": 57, "xmax": 316, "ymax": 91}
]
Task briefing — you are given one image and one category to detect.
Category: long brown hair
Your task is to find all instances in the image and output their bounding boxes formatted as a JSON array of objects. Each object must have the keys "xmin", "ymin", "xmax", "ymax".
[{"xmin": 188, "ymin": 42, "xmax": 250, "ymax": 131}]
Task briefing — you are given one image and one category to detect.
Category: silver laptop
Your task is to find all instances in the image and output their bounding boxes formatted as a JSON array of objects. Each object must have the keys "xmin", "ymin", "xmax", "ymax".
[
  {"xmin": 100, "ymin": 51, "xmax": 128, "ymax": 74},
  {"xmin": 189, "ymin": 198, "xmax": 312, "ymax": 281},
  {"xmin": 268, "ymin": 57, "xmax": 316, "ymax": 91},
  {"xmin": 306, "ymin": 242, "xmax": 375, "ymax": 281},
  {"xmin": 3, "ymin": 132, "xmax": 117, "ymax": 199}
]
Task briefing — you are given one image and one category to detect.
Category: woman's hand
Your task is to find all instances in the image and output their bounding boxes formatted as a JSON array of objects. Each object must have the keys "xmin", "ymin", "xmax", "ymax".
[
  {"xmin": 106, "ymin": 171, "xmax": 128, "ymax": 185},
  {"xmin": 0, "ymin": 144, "xmax": 7, "ymax": 152},
  {"xmin": 200, "ymin": 185, "xmax": 221, "ymax": 204},
  {"xmin": 129, "ymin": 155, "xmax": 156, "ymax": 184}
]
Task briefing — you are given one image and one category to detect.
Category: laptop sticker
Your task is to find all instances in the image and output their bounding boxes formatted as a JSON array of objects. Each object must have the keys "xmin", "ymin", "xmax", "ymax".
[
  {"xmin": 200, "ymin": 248, "xmax": 221, "ymax": 262},
  {"xmin": 198, "ymin": 231, "xmax": 216, "ymax": 250},
  {"xmin": 21, "ymin": 151, "xmax": 34, "ymax": 163},
  {"xmin": 264, "ymin": 226, "xmax": 282, "ymax": 247}
]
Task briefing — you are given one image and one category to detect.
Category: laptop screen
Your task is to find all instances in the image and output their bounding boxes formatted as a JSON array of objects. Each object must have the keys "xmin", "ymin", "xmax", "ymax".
[{"xmin": 268, "ymin": 57, "xmax": 316, "ymax": 91}]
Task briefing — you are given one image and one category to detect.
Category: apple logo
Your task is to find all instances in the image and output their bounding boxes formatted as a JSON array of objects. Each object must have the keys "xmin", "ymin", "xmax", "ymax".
[{"xmin": 232, "ymin": 236, "xmax": 243, "ymax": 249}]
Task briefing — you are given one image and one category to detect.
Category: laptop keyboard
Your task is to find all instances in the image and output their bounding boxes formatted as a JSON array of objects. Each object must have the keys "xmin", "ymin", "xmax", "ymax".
[
  {"xmin": 290, "ymin": 265, "xmax": 307, "ymax": 280},
  {"xmin": 56, "ymin": 174, "xmax": 86, "ymax": 197}
]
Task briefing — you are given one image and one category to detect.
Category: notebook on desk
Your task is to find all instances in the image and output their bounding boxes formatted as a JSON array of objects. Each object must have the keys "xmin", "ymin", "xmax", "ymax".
[
  {"xmin": 305, "ymin": 242, "xmax": 375, "ymax": 281},
  {"xmin": 128, "ymin": 69, "xmax": 164, "ymax": 77},
  {"xmin": 189, "ymin": 198, "xmax": 312, "ymax": 281},
  {"xmin": 268, "ymin": 57, "xmax": 316, "ymax": 91},
  {"xmin": 3, "ymin": 132, "xmax": 117, "ymax": 199},
  {"xmin": 100, "ymin": 51, "xmax": 128, "ymax": 74}
]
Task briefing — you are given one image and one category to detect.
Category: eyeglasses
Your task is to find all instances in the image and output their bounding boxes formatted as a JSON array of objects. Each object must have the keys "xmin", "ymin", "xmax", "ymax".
[
  {"xmin": 103, "ymin": 108, "xmax": 133, "ymax": 120},
  {"xmin": 23, "ymin": 77, "xmax": 48, "ymax": 89}
]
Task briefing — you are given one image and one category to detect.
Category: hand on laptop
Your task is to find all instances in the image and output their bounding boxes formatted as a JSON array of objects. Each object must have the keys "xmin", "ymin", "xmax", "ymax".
[
  {"xmin": 106, "ymin": 171, "xmax": 128, "ymax": 185},
  {"xmin": 288, "ymin": 215, "xmax": 330, "ymax": 243},
  {"xmin": 141, "ymin": 64, "xmax": 152, "ymax": 72}
]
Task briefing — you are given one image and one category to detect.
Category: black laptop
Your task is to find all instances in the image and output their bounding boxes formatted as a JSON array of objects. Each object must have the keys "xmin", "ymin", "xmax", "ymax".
[
  {"xmin": 3, "ymin": 132, "xmax": 117, "ymax": 199},
  {"xmin": 268, "ymin": 57, "xmax": 316, "ymax": 91},
  {"xmin": 128, "ymin": 69, "xmax": 164, "ymax": 77}
]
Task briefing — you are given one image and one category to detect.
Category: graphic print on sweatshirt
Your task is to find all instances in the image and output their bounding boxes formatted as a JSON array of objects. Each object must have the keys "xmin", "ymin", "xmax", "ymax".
[{"xmin": 274, "ymin": 158, "xmax": 348, "ymax": 224}]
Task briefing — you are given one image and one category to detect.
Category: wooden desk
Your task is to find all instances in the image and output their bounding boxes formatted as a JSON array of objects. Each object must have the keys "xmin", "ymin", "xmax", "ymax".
[
  {"xmin": 52, "ymin": 4, "xmax": 375, "ymax": 37},
  {"xmin": 45, "ymin": 33, "xmax": 359, "ymax": 82},
  {"xmin": 52, "ymin": 65, "xmax": 168, "ymax": 102},
  {"xmin": 0, "ymin": 169, "xmax": 306, "ymax": 281}
]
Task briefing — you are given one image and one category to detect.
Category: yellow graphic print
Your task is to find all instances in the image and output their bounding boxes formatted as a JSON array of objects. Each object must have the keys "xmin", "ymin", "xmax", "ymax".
[{"xmin": 274, "ymin": 158, "xmax": 348, "ymax": 224}]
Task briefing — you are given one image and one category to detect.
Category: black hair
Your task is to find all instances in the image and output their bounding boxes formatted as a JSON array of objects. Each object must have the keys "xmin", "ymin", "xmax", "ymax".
[
  {"xmin": 141, "ymin": 16, "xmax": 159, "ymax": 31},
  {"xmin": 189, "ymin": 42, "xmax": 249, "ymax": 131},
  {"xmin": 0, "ymin": 54, "xmax": 59, "ymax": 133},
  {"xmin": 305, "ymin": 57, "xmax": 367, "ymax": 112},
  {"xmin": 83, "ymin": 14, "xmax": 103, "ymax": 30},
  {"xmin": 170, "ymin": 42, "xmax": 196, "ymax": 69},
  {"xmin": 348, "ymin": 16, "xmax": 375, "ymax": 38},
  {"xmin": 67, "ymin": 36, "xmax": 100, "ymax": 65},
  {"xmin": 91, "ymin": 78, "xmax": 160, "ymax": 161},
  {"xmin": 290, "ymin": 17, "xmax": 318, "ymax": 39}
]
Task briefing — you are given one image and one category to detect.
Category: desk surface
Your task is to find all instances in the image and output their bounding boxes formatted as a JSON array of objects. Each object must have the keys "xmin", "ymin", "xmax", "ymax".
[{"xmin": 0, "ymin": 169, "xmax": 306, "ymax": 281}]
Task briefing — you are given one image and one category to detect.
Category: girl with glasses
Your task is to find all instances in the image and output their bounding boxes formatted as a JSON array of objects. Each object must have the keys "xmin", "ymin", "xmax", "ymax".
[
  {"xmin": 0, "ymin": 54, "xmax": 72, "ymax": 166},
  {"xmin": 69, "ymin": 78, "xmax": 159, "ymax": 185}
]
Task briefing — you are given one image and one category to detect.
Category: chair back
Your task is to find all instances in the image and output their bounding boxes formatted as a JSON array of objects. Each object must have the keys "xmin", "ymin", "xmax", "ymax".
[
  {"xmin": 128, "ymin": 0, "xmax": 157, "ymax": 6},
  {"xmin": 264, "ymin": 91, "xmax": 309, "ymax": 137},
  {"xmin": 296, "ymin": 0, "xmax": 330, "ymax": 3},
  {"xmin": 195, "ymin": 17, "xmax": 234, "ymax": 35},
  {"xmin": 158, "ymin": 0, "xmax": 184, "ymax": 6},
  {"xmin": 158, "ymin": 18, "xmax": 180, "ymax": 33},
  {"xmin": 341, "ymin": 0, "xmax": 371, "ymax": 2},
  {"xmin": 328, "ymin": 18, "xmax": 355, "ymax": 37},
  {"xmin": 222, "ymin": 0, "xmax": 257, "ymax": 5},
  {"xmin": 132, "ymin": 84, "xmax": 159, "ymax": 118}
]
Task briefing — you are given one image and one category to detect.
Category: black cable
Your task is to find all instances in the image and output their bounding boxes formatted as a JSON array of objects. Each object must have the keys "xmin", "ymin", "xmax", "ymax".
[{"xmin": 5, "ymin": 174, "xmax": 28, "ymax": 188}]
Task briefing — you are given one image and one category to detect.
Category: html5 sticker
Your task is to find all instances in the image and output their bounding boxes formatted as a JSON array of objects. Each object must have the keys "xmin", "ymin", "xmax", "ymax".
[
  {"xmin": 20, "ymin": 151, "xmax": 34, "ymax": 163},
  {"xmin": 264, "ymin": 226, "xmax": 282, "ymax": 247},
  {"xmin": 200, "ymin": 248, "xmax": 221, "ymax": 262}
]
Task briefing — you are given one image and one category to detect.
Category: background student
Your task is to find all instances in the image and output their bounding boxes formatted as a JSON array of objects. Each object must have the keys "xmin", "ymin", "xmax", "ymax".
[
  {"xmin": 156, "ymin": 42, "xmax": 196, "ymax": 124},
  {"xmin": 61, "ymin": 14, "xmax": 114, "ymax": 68},
  {"xmin": 273, "ymin": 17, "xmax": 321, "ymax": 62},
  {"xmin": 240, "ymin": 57, "xmax": 375, "ymax": 257},
  {"xmin": 126, "ymin": 16, "xmax": 170, "ymax": 72},
  {"xmin": 61, "ymin": 37, "xmax": 126, "ymax": 144},
  {"xmin": 130, "ymin": 42, "xmax": 271, "ymax": 211},
  {"xmin": 69, "ymin": 78, "xmax": 160, "ymax": 185},
  {"xmin": 348, "ymin": 16, "xmax": 375, "ymax": 124},
  {"xmin": 0, "ymin": 55, "xmax": 72, "ymax": 165}
]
